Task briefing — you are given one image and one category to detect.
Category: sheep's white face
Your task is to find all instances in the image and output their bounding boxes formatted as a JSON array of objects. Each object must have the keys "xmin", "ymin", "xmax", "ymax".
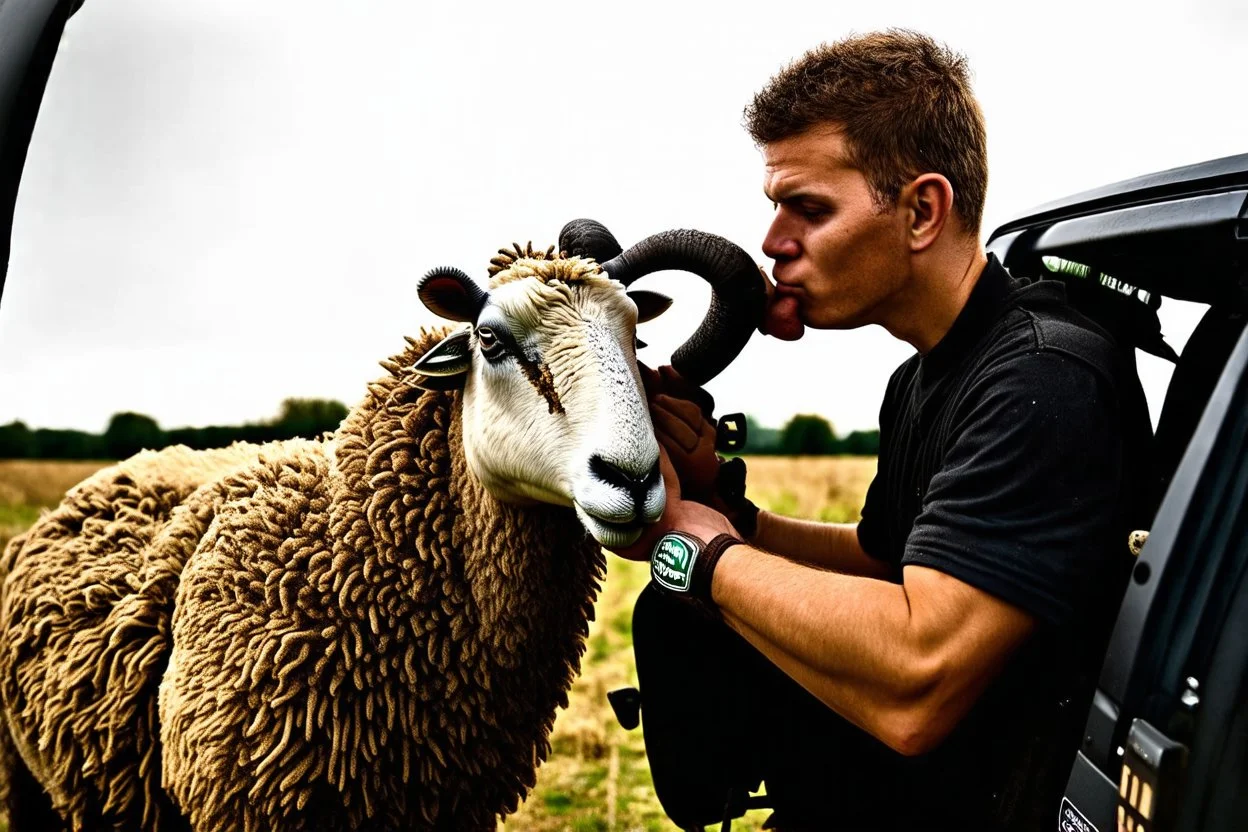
[{"xmin": 414, "ymin": 258, "xmax": 671, "ymax": 548}]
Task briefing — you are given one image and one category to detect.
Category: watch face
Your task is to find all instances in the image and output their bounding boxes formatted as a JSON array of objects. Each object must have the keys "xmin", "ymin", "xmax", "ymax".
[{"xmin": 651, "ymin": 532, "xmax": 701, "ymax": 593}]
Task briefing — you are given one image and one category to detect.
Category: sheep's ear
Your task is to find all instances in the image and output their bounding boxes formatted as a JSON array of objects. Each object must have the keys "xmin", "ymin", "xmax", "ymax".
[
  {"xmin": 411, "ymin": 327, "xmax": 471, "ymax": 390},
  {"xmin": 629, "ymin": 290, "xmax": 672, "ymax": 323},
  {"xmin": 419, "ymin": 267, "xmax": 488, "ymax": 322}
]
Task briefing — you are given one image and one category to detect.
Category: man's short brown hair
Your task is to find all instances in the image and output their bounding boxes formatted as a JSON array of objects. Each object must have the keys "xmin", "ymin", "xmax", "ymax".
[{"xmin": 745, "ymin": 30, "xmax": 988, "ymax": 232}]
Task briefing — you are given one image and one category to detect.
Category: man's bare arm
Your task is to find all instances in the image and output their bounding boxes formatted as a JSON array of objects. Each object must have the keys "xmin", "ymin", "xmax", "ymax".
[
  {"xmin": 750, "ymin": 511, "xmax": 894, "ymax": 580},
  {"xmin": 712, "ymin": 549, "xmax": 1035, "ymax": 756},
  {"xmin": 611, "ymin": 454, "xmax": 1035, "ymax": 755}
]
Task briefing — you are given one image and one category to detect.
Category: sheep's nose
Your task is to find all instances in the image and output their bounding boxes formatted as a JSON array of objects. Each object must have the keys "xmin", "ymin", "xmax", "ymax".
[{"xmin": 589, "ymin": 455, "xmax": 661, "ymax": 507}]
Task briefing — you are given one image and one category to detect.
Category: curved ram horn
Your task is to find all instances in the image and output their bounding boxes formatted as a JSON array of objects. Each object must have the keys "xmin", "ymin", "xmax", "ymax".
[
  {"xmin": 600, "ymin": 230, "xmax": 766, "ymax": 386},
  {"xmin": 559, "ymin": 219, "xmax": 623, "ymax": 265}
]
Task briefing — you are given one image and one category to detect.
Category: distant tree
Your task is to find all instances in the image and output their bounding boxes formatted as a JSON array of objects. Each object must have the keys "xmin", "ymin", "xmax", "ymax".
[
  {"xmin": 7, "ymin": 397, "xmax": 355, "ymax": 460},
  {"xmin": 34, "ymin": 428, "xmax": 106, "ymax": 460},
  {"xmin": 742, "ymin": 415, "xmax": 781, "ymax": 454},
  {"xmin": 104, "ymin": 412, "xmax": 165, "ymax": 459},
  {"xmin": 840, "ymin": 429, "xmax": 880, "ymax": 456},
  {"xmin": 779, "ymin": 414, "xmax": 839, "ymax": 455},
  {"xmin": 200, "ymin": 424, "xmax": 247, "ymax": 448},
  {"xmin": 271, "ymin": 398, "xmax": 349, "ymax": 439},
  {"xmin": 0, "ymin": 421, "xmax": 33, "ymax": 458},
  {"xmin": 164, "ymin": 427, "xmax": 204, "ymax": 450}
]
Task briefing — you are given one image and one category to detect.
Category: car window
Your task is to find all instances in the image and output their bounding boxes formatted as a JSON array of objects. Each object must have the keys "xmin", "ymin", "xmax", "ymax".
[{"xmin": 1138, "ymin": 298, "xmax": 1210, "ymax": 429}]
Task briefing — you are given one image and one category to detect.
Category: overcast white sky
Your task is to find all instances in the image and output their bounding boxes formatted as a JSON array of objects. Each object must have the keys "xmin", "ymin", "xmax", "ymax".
[{"xmin": 1, "ymin": 0, "xmax": 1245, "ymax": 434}]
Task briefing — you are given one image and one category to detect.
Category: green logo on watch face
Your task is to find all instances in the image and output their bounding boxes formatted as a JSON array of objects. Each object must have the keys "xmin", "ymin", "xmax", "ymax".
[{"xmin": 651, "ymin": 533, "xmax": 700, "ymax": 593}]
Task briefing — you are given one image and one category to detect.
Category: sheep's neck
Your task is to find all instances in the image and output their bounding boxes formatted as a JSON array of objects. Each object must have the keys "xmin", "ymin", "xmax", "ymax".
[
  {"xmin": 333, "ymin": 367, "xmax": 604, "ymax": 701},
  {"xmin": 448, "ymin": 409, "xmax": 604, "ymax": 655}
]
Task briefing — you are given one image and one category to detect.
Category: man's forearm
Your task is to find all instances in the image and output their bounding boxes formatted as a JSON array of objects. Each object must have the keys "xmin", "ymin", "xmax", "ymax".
[
  {"xmin": 751, "ymin": 511, "xmax": 895, "ymax": 580},
  {"xmin": 725, "ymin": 611, "xmax": 924, "ymax": 748},
  {"xmin": 709, "ymin": 544, "xmax": 1033, "ymax": 756},
  {"xmin": 711, "ymin": 543, "xmax": 926, "ymax": 748}
]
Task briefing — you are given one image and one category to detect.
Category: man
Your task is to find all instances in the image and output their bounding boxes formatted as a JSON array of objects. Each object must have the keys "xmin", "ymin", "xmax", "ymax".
[{"xmin": 616, "ymin": 30, "xmax": 1151, "ymax": 830}]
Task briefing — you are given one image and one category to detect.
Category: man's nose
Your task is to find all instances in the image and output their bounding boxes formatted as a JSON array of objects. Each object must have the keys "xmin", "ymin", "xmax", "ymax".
[{"xmin": 762, "ymin": 213, "xmax": 800, "ymax": 261}]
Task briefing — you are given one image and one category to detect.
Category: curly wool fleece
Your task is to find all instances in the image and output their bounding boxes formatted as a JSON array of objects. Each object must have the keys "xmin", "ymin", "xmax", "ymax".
[{"xmin": 0, "ymin": 328, "xmax": 606, "ymax": 832}]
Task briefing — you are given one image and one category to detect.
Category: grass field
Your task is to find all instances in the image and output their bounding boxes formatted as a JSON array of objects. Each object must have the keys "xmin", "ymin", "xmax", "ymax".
[
  {"xmin": 0, "ymin": 456, "xmax": 875, "ymax": 831},
  {"xmin": 0, "ymin": 460, "xmax": 110, "ymax": 552}
]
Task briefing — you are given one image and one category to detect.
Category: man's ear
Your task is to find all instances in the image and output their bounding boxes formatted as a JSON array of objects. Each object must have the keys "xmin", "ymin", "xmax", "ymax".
[
  {"xmin": 904, "ymin": 173, "xmax": 955, "ymax": 252},
  {"xmin": 628, "ymin": 290, "xmax": 673, "ymax": 323},
  {"xmin": 418, "ymin": 267, "xmax": 488, "ymax": 322},
  {"xmin": 411, "ymin": 327, "xmax": 471, "ymax": 390}
]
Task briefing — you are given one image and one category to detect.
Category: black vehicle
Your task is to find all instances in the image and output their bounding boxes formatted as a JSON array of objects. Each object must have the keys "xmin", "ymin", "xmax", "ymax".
[
  {"xmin": 0, "ymin": 0, "xmax": 82, "ymax": 304},
  {"xmin": 986, "ymin": 156, "xmax": 1248, "ymax": 832},
  {"xmin": 3, "ymin": 4, "xmax": 1246, "ymax": 831}
]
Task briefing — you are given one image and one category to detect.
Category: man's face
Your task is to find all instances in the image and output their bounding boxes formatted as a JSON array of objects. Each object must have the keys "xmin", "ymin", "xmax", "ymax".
[{"xmin": 761, "ymin": 127, "xmax": 912, "ymax": 333}]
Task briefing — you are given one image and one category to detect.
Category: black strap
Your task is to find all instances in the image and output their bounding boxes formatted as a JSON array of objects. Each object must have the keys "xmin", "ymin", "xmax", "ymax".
[{"xmin": 694, "ymin": 533, "xmax": 743, "ymax": 609}]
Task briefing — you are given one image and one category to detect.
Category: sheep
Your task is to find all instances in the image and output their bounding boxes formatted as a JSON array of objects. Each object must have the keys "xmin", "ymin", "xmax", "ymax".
[{"xmin": 0, "ymin": 222, "xmax": 764, "ymax": 832}]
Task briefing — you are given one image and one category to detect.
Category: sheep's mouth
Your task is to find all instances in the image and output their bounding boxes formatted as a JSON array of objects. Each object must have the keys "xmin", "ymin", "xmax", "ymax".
[
  {"xmin": 595, "ymin": 516, "xmax": 643, "ymax": 536},
  {"xmin": 574, "ymin": 505, "xmax": 647, "ymax": 549}
]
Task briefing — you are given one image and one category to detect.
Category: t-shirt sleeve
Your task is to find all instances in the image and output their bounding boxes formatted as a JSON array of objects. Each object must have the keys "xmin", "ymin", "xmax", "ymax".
[{"xmin": 902, "ymin": 350, "xmax": 1124, "ymax": 629}]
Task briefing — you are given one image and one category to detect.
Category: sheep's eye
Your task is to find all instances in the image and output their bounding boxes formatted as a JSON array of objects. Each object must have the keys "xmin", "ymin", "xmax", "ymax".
[{"xmin": 476, "ymin": 326, "xmax": 504, "ymax": 358}]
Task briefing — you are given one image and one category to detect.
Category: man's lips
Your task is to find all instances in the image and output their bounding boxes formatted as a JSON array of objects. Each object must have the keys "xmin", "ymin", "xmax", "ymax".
[
  {"xmin": 764, "ymin": 279, "xmax": 806, "ymax": 341},
  {"xmin": 769, "ymin": 261, "xmax": 803, "ymax": 293}
]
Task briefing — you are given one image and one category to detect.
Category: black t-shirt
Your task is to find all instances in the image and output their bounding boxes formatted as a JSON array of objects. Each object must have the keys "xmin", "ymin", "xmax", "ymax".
[{"xmin": 853, "ymin": 255, "xmax": 1151, "ymax": 828}]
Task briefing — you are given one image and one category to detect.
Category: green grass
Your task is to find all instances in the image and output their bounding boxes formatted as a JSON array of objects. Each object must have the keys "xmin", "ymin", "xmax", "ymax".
[
  {"xmin": 609, "ymin": 607, "xmax": 632, "ymax": 639},
  {"xmin": 0, "ymin": 505, "xmax": 39, "ymax": 526},
  {"xmin": 817, "ymin": 502, "xmax": 860, "ymax": 523},
  {"xmin": 0, "ymin": 503, "xmax": 40, "ymax": 541}
]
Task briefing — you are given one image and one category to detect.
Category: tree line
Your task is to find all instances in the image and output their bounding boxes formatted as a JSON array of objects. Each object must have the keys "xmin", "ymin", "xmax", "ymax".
[
  {"xmin": 742, "ymin": 414, "xmax": 879, "ymax": 456},
  {"xmin": 0, "ymin": 402, "xmax": 876, "ymax": 460},
  {"xmin": 0, "ymin": 399, "xmax": 349, "ymax": 460}
]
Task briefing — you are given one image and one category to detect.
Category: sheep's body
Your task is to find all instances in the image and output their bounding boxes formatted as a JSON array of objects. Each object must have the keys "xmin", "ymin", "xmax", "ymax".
[
  {"xmin": 0, "ymin": 442, "xmax": 265, "ymax": 831},
  {"xmin": 0, "ymin": 328, "xmax": 605, "ymax": 831}
]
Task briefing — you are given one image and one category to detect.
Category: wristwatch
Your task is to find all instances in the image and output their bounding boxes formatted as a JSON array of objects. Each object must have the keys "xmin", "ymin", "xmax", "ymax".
[{"xmin": 649, "ymin": 531, "xmax": 742, "ymax": 617}]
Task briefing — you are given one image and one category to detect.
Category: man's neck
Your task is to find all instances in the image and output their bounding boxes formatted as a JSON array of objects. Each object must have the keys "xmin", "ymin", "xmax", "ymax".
[{"xmin": 881, "ymin": 246, "xmax": 989, "ymax": 354}]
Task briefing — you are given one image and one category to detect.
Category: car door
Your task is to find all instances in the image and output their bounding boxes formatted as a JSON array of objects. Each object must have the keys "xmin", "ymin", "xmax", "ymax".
[
  {"xmin": 0, "ymin": 0, "xmax": 81, "ymax": 306},
  {"xmin": 987, "ymin": 158, "xmax": 1248, "ymax": 831},
  {"xmin": 1062, "ymin": 319, "xmax": 1247, "ymax": 831}
]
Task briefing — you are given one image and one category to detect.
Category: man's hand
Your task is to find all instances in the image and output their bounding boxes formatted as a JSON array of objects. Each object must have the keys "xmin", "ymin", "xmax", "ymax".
[
  {"xmin": 638, "ymin": 363, "xmax": 714, "ymax": 418},
  {"xmin": 609, "ymin": 447, "xmax": 737, "ymax": 562},
  {"xmin": 639, "ymin": 363, "xmax": 760, "ymax": 537},
  {"xmin": 650, "ymin": 393, "xmax": 720, "ymax": 500},
  {"xmin": 639, "ymin": 364, "xmax": 720, "ymax": 502}
]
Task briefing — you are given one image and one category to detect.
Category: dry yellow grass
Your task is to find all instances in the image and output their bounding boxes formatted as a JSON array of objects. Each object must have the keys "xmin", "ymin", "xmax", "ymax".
[
  {"xmin": 0, "ymin": 455, "xmax": 874, "ymax": 831},
  {"xmin": 739, "ymin": 455, "xmax": 877, "ymax": 523},
  {"xmin": 0, "ymin": 460, "xmax": 110, "ymax": 506},
  {"xmin": 0, "ymin": 460, "xmax": 113, "ymax": 551}
]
